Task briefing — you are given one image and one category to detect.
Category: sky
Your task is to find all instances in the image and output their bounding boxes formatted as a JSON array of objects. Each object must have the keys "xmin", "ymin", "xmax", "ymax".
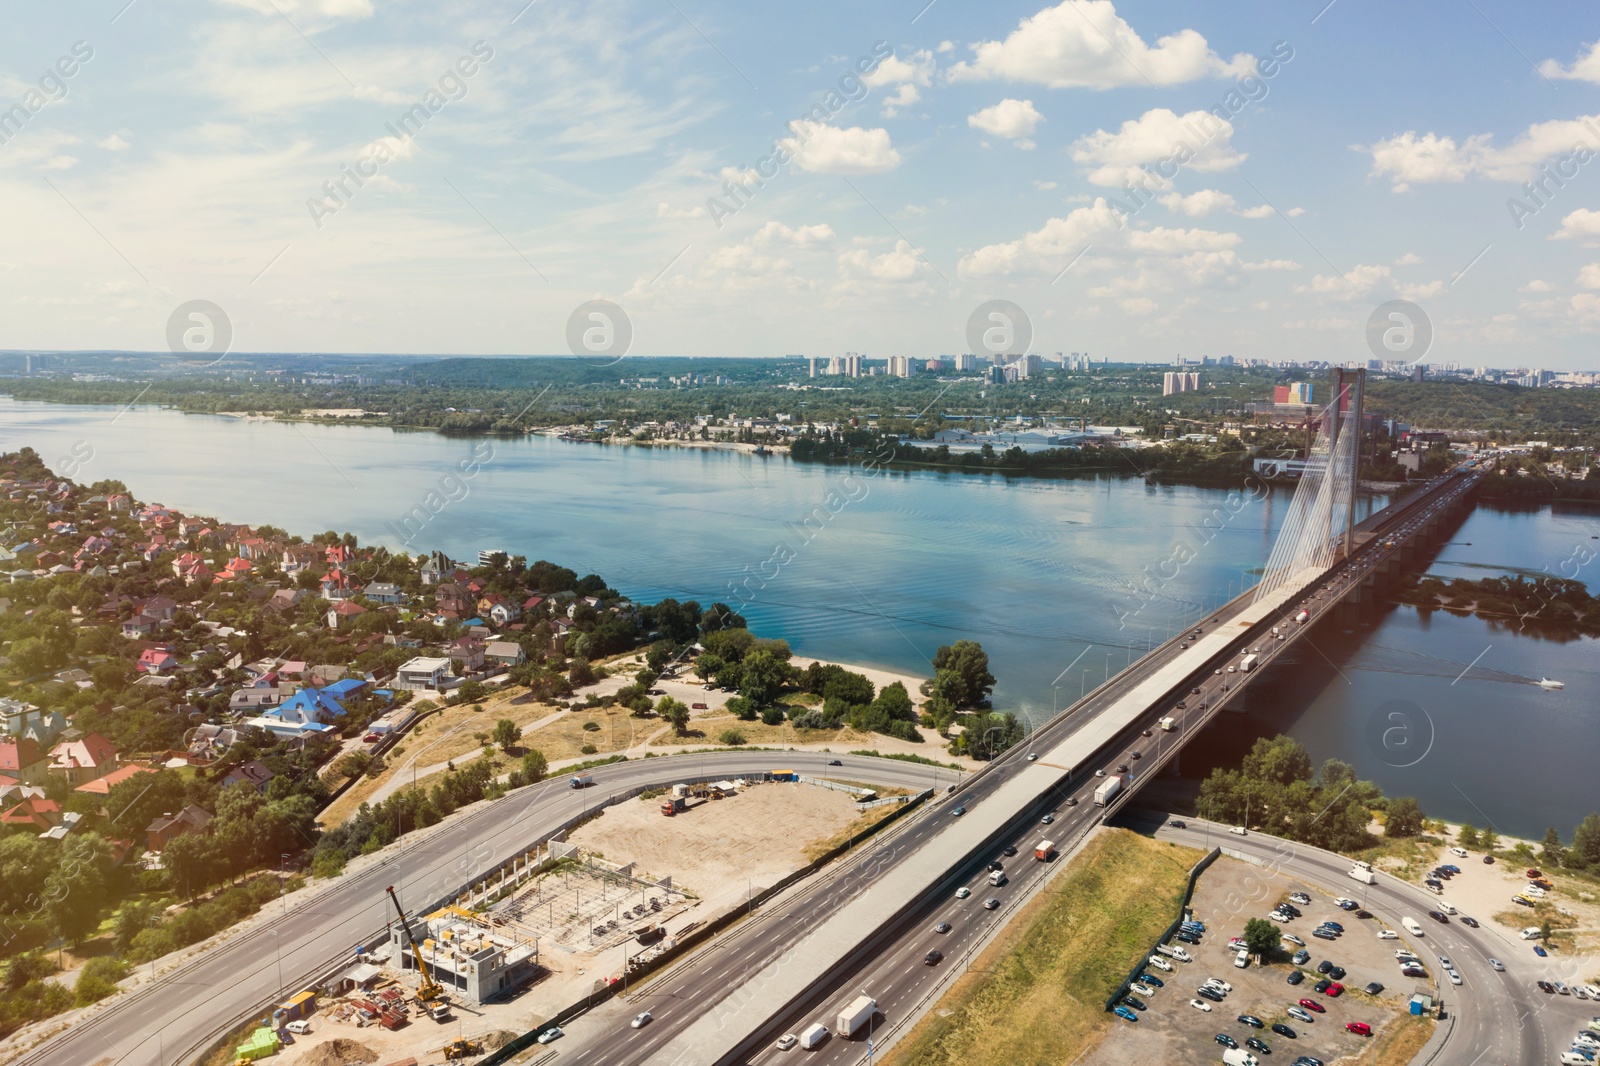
[{"xmin": 3, "ymin": 1, "xmax": 1600, "ymax": 369}]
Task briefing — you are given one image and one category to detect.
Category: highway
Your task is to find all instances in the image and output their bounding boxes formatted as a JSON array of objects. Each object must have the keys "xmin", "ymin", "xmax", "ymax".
[
  {"xmin": 10, "ymin": 752, "xmax": 952, "ymax": 1066},
  {"xmin": 554, "ymin": 472, "xmax": 1485, "ymax": 1064}
]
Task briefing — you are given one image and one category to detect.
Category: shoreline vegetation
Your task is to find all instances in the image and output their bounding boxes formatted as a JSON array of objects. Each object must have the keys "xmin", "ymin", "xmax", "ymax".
[{"xmin": 1392, "ymin": 571, "xmax": 1600, "ymax": 635}]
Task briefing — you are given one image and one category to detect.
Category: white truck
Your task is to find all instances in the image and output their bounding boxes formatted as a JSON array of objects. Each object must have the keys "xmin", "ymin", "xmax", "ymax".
[
  {"xmin": 799, "ymin": 1022, "xmax": 830, "ymax": 1049},
  {"xmin": 568, "ymin": 774, "xmax": 595, "ymax": 789},
  {"xmin": 1093, "ymin": 776, "xmax": 1122, "ymax": 807},
  {"xmin": 836, "ymin": 995, "xmax": 876, "ymax": 1039},
  {"xmin": 1239, "ymin": 654, "xmax": 1259, "ymax": 672},
  {"xmin": 1223, "ymin": 1050, "xmax": 1260, "ymax": 1066},
  {"xmin": 1349, "ymin": 864, "xmax": 1376, "ymax": 885},
  {"xmin": 989, "ymin": 870, "xmax": 1007, "ymax": 887},
  {"xmin": 1158, "ymin": 716, "xmax": 1177, "ymax": 732},
  {"xmin": 1402, "ymin": 917, "xmax": 1424, "ymax": 937},
  {"xmin": 1155, "ymin": 943, "xmax": 1192, "ymax": 962}
]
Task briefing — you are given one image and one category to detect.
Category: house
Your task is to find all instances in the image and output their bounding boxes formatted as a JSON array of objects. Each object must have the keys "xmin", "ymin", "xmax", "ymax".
[
  {"xmin": 270, "ymin": 687, "xmax": 349, "ymax": 725},
  {"xmin": 419, "ymin": 551, "xmax": 451, "ymax": 586},
  {"xmin": 137, "ymin": 595, "xmax": 178, "ymax": 622},
  {"xmin": 1, "ymin": 795, "xmax": 61, "ymax": 831},
  {"xmin": 221, "ymin": 760, "xmax": 275, "ymax": 792},
  {"xmin": 488, "ymin": 601, "xmax": 522, "ymax": 627},
  {"xmin": 281, "ymin": 544, "xmax": 321, "ymax": 573},
  {"xmin": 395, "ymin": 656, "xmax": 452, "ymax": 692},
  {"xmin": 218, "ymin": 557, "xmax": 253, "ymax": 581},
  {"xmin": 435, "ymin": 583, "xmax": 473, "ymax": 616},
  {"xmin": 244, "ymin": 714, "xmax": 336, "ymax": 742},
  {"xmin": 447, "ymin": 636, "xmax": 486, "ymax": 672},
  {"xmin": 74, "ymin": 763, "xmax": 157, "ymax": 796},
  {"xmin": 189, "ymin": 723, "xmax": 245, "ymax": 760},
  {"xmin": 145, "ymin": 805, "xmax": 213, "ymax": 852},
  {"xmin": 321, "ymin": 570, "xmax": 353, "ymax": 600},
  {"xmin": 265, "ymin": 588, "xmax": 308, "ymax": 613},
  {"xmin": 138, "ymin": 647, "xmax": 180, "ymax": 674},
  {"xmin": 327, "ymin": 599, "xmax": 366, "ymax": 630},
  {"xmin": 485, "ymin": 641, "xmax": 526, "ymax": 668},
  {"xmin": 48, "ymin": 732, "xmax": 119, "ymax": 786},
  {"xmin": 122, "ymin": 614, "xmax": 160, "ymax": 639},
  {"xmin": 0, "ymin": 738, "xmax": 48, "ymax": 784},
  {"xmin": 229, "ymin": 685, "xmax": 291, "ymax": 715},
  {"xmin": 363, "ymin": 582, "xmax": 405, "ymax": 605}
]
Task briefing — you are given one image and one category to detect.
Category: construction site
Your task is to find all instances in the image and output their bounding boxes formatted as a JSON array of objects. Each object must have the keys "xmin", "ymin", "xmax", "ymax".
[{"xmin": 254, "ymin": 772, "xmax": 897, "ymax": 1065}]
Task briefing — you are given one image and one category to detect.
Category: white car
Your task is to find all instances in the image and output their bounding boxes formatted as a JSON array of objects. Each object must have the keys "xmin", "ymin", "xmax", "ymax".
[
  {"xmin": 1289, "ymin": 893, "xmax": 1312, "ymax": 906},
  {"xmin": 1288, "ymin": 1006, "xmax": 1315, "ymax": 1023},
  {"xmin": 774, "ymin": 1034, "xmax": 798, "ymax": 1051},
  {"xmin": 955, "ymin": 887, "xmax": 971, "ymax": 899},
  {"xmin": 1269, "ymin": 911, "xmax": 1290, "ymax": 923},
  {"xmin": 1147, "ymin": 956, "xmax": 1173, "ymax": 972},
  {"xmin": 1190, "ymin": 998, "xmax": 1212, "ymax": 1012},
  {"xmin": 1447, "ymin": 969, "xmax": 1463, "ymax": 985},
  {"xmin": 1130, "ymin": 983, "xmax": 1155, "ymax": 997},
  {"xmin": 1204, "ymin": 978, "xmax": 1233, "ymax": 993},
  {"xmin": 285, "ymin": 1020, "xmax": 311, "ymax": 1035},
  {"xmin": 1282, "ymin": 933, "xmax": 1305, "ymax": 946},
  {"xmin": 537, "ymin": 1027, "xmax": 564, "ymax": 1044},
  {"xmin": 1229, "ymin": 826, "xmax": 1247, "ymax": 836},
  {"xmin": 1450, "ymin": 846, "xmax": 1468, "ymax": 857},
  {"xmin": 1377, "ymin": 930, "xmax": 1399, "ymax": 940},
  {"xmin": 1335, "ymin": 897, "xmax": 1358, "ymax": 909},
  {"xmin": 631, "ymin": 1011, "xmax": 653, "ymax": 1029}
]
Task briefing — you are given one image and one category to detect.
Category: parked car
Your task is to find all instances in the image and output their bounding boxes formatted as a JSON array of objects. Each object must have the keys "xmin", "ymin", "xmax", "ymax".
[
  {"xmin": 1130, "ymin": 983, "xmax": 1155, "ymax": 997},
  {"xmin": 1288, "ymin": 1006, "xmax": 1315, "ymax": 1023},
  {"xmin": 1190, "ymin": 998, "xmax": 1212, "ymax": 1012},
  {"xmin": 1284, "ymin": 933, "xmax": 1305, "ymax": 946},
  {"xmin": 1364, "ymin": 982, "xmax": 1384, "ymax": 995},
  {"xmin": 1272, "ymin": 1022, "xmax": 1297, "ymax": 1038},
  {"xmin": 1292, "ymin": 950, "xmax": 1311, "ymax": 965},
  {"xmin": 1299, "ymin": 998, "xmax": 1326, "ymax": 1013},
  {"xmin": 1123, "ymin": 995, "xmax": 1146, "ymax": 1011},
  {"xmin": 1140, "ymin": 973, "xmax": 1164, "ymax": 988},
  {"xmin": 1325, "ymin": 983, "xmax": 1344, "ymax": 997},
  {"xmin": 1216, "ymin": 1034, "xmax": 1238, "ymax": 1049},
  {"xmin": 1346, "ymin": 1021, "xmax": 1372, "ymax": 1036},
  {"xmin": 1239, "ymin": 1014, "xmax": 1265, "ymax": 1028},
  {"xmin": 1377, "ymin": 929, "xmax": 1398, "ymax": 940},
  {"xmin": 1247, "ymin": 1037, "xmax": 1272, "ymax": 1054},
  {"xmin": 1329, "ymin": 966, "xmax": 1346, "ymax": 981},
  {"xmin": 1198, "ymin": 986, "xmax": 1224, "ymax": 1003},
  {"xmin": 1287, "ymin": 970, "xmax": 1305, "ymax": 986},
  {"xmin": 1317, "ymin": 961, "xmax": 1334, "ymax": 975},
  {"xmin": 1113, "ymin": 1005, "xmax": 1139, "ymax": 1023}
]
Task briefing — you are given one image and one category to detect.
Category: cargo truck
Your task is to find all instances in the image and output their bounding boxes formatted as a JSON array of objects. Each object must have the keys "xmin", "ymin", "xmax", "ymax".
[
  {"xmin": 1035, "ymin": 840, "xmax": 1055, "ymax": 861},
  {"xmin": 569, "ymin": 775, "xmax": 594, "ymax": 789},
  {"xmin": 1158, "ymin": 716, "xmax": 1176, "ymax": 732},
  {"xmin": 799, "ymin": 1023, "xmax": 830, "ymax": 1049},
  {"xmin": 836, "ymin": 995, "xmax": 877, "ymax": 1039},
  {"xmin": 1294, "ymin": 609, "xmax": 1310, "ymax": 624},
  {"xmin": 1349, "ymin": 866, "xmax": 1376, "ymax": 885},
  {"xmin": 1239, "ymin": 654, "xmax": 1258, "ymax": 672},
  {"xmin": 1093, "ymin": 776, "xmax": 1122, "ymax": 807}
]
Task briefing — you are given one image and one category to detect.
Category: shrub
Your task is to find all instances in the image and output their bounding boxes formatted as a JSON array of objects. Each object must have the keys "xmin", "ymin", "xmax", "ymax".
[
  {"xmin": 583, "ymin": 721, "xmax": 601, "ymax": 732},
  {"xmin": 760, "ymin": 705, "xmax": 786, "ymax": 726},
  {"xmin": 580, "ymin": 743, "xmax": 598, "ymax": 755},
  {"xmin": 718, "ymin": 729, "xmax": 747, "ymax": 746}
]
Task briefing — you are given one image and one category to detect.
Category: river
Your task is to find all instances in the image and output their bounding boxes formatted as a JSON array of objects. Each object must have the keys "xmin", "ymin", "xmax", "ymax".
[{"xmin": 2, "ymin": 397, "xmax": 1594, "ymax": 838}]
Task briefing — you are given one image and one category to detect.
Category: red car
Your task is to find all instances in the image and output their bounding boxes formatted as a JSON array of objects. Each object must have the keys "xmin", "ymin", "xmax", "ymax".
[
  {"xmin": 1346, "ymin": 1021, "xmax": 1371, "ymax": 1036},
  {"xmin": 1299, "ymin": 998, "xmax": 1326, "ymax": 1013},
  {"xmin": 1527, "ymin": 868, "xmax": 1542, "ymax": 879},
  {"xmin": 1324, "ymin": 982, "xmax": 1344, "ymax": 997},
  {"xmin": 363, "ymin": 732, "xmax": 381, "ymax": 742}
]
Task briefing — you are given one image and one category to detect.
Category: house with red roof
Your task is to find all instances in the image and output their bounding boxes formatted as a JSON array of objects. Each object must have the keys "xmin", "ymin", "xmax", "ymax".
[
  {"xmin": 138, "ymin": 647, "xmax": 180, "ymax": 674},
  {"xmin": 0, "ymin": 738, "xmax": 48, "ymax": 784},
  {"xmin": 146, "ymin": 805, "xmax": 212, "ymax": 852},
  {"xmin": 327, "ymin": 599, "xmax": 366, "ymax": 630},
  {"xmin": 49, "ymin": 732, "xmax": 120, "ymax": 787},
  {"xmin": 1, "ymin": 795, "xmax": 61, "ymax": 831},
  {"xmin": 74, "ymin": 763, "xmax": 157, "ymax": 796}
]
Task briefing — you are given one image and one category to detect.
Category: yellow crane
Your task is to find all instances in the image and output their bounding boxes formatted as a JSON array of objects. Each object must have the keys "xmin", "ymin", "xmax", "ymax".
[{"xmin": 385, "ymin": 885, "xmax": 444, "ymax": 1004}]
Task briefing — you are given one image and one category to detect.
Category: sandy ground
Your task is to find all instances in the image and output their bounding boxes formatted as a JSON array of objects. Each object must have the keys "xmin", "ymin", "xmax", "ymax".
[
  {"xmin": 566, "ymin": 776, "xmax": 867, "ymax": 906},
  {"xmin": 1082, "ymin": 855, "xmax": 1423, "ymax": 1066}
]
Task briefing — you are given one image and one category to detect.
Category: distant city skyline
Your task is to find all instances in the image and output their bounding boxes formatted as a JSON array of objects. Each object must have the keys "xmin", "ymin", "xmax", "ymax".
[{"xmin": 5, "ymin": 2, "xmax": 1600, "ymax": 368}]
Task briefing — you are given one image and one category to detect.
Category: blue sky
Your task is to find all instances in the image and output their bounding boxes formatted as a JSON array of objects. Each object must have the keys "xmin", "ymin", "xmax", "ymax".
[{"xmin": 3, "ymin": 0, "xmax": 1600, "ymax": 368}]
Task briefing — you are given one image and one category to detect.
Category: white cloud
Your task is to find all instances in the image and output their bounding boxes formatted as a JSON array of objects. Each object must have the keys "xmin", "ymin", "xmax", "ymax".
[
  {"xmin": 1522, "ymin": 278, "xmax": 1555, "ymax": 292},
  {"xmin": 880, "ymin": 84, "xmax": 921, "ymax": 118},
  {"xmin": 1236, "ymin": 204, "xmax": 1274, "ymax": 219},
  {"xmin": 1552, "ymin": 208, "xmax": 1600, "ymax": 244},
  {"xmin": 777, "ymin": 120, "xmax": 901, "ymax": 173},
  {"xmin": 1395, "ymin": 252, "xmax": 1422, "ymax": 266},
  {"xmin": 1578, "ymin": 263, "xmax": 1600, "ymax": 290},
  {"xmin": 1159, "ymin": 189, "xmax": 1235, "ymax": 217},
  {"xmin": 936, "ymin": 40, "xmax": 955, "ymax": 54},
  {"xmin": 754, "ymin": 221, "xmax": 835, "ymax": 246},
  {"xmin": 838, "ymin": 240, "xmax": 926, "ymax": 280},
  {"xmin": 967, "ymin": 99, "xmax": 1043, "ymax": 148},
  {"xmin": 959, "ymin": 199, "xmax": 1126, "ymax": 277},
  {"xmin": 40, "ymin": 155, "xmax": 78, "ymax": 171},
  {"xmin": 97, "ymin": 134, "xmax": 131, "ymax": 151},
  {"xmin": 947, "ymin": 0, "xmax": 1253, "ymax": 89},
  {"xmin": 1121, "ymin": 297, "xmax": 1158, "ymax": 315},
  {"xmin": 1242, "ymin": 259, "xmax": 1300, "ymax": 271},
  {"xmin": 1034, "ymin": 180, "xmax": 1058, "ymax": 190},
  {"xmin": 866, "ymin": 49, "xmax": 935, "ymax": 117},
  {"xmin": 213, "ymin": 0, "xmax": 374, "ymax": 17},
  {"xmin": 1293, "ymin": 262, "xmax": 1436, "ymax": 300},
  {"xmin": 1361, "ymin": 115, "xmax": 1600, "ymax": 190},
  {"xmin": 1070, "ymin": 108, "xmax": 1245, "ymax": 186},
  {"xmin": 1540, "ymin": 41, "xmax": 1600, "ymax": 83},
  {"xmin": 657, "ymin": 202, "xmax": 707, "ymax": 219}
]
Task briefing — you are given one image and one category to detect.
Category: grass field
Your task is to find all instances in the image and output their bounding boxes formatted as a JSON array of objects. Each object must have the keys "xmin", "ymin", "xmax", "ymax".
[
  {"xmin": 1356, "ymin": 1011, "xmax": 1435, "ymax": 1066},
  {"xmin": 883, "ymin": 828, "xmax": 1204, "ymax": 1066}
]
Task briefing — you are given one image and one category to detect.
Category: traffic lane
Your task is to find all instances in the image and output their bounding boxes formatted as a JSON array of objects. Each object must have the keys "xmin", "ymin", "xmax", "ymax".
[
  {"xmin": 17, "ymin": 752, "xmax": 944, "ymax": 1066},
  {"xmin": 1152, "ymin": 822, "xmax": 1542, "ymax": 1065}
]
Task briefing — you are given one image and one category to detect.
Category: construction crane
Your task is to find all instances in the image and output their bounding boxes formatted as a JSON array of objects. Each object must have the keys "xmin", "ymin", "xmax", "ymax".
[{"xmin": 385, "ymin": 885, "xmax": 445, "ymax": 1004}]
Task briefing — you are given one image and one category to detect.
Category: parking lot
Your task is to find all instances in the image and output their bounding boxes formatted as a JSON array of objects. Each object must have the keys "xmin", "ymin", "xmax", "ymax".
[{"xmin": 1081, "ymin": 854, "xmax": 1424, "ymax": 1066}]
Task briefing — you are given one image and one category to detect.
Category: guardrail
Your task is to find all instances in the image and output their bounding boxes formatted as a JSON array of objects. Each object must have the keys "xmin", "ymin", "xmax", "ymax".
[{"xmin": 1104, "ymin": 847, "xmax": 1221, "ymax": 1013}]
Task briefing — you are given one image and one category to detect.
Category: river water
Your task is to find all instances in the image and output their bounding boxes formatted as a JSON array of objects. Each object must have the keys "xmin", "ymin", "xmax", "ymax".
[{"xmin": 2, "ymin": 398, "xmax": 1594, "ymax": 838}]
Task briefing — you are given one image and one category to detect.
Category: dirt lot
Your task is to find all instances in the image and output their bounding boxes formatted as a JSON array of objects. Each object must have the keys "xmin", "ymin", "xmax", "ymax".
[
  {"xmin": 568, "ymin": 777, "xmax": 873, "ymax": 912},
  {"xmin": 1080, "ymin": 856, "xmax": 1427, "ymax": 1066}
]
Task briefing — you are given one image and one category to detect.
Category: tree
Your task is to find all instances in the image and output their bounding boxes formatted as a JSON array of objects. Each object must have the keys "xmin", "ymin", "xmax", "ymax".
[
  {"xmin": 1571, "ymin": 812, "xmax": 1600, "ymax": 871},
  {"xmin": 693, "ymin": 653, "xmax": 726, "ymax": 682},
  {"xmin": 521, "ymin": 749, "xmax": 548, "ymax": 784},
  {"xmin": 658, "ymin": 696, "xmax": 691, "ymax": 734},
  {"xmin": 930, "ymin": 640, "xmax": 996, "ymax": 707},
  {"xmin": 737, "ymin": 649, "xmax": 792, "ymax": 707},
  {"xmin": 1541, "ymin": 826, "xmax": 1566, "ymax": 868},
  {"xmin": 1243, "ymin": 917, "xmax": 1279, "ymax": 959},
  {"xmin": 1385, "ymin": 797, "xmax": 1425, "ymax": 838},
  {"xmin": 1480, "ymin": 827, "xmax": 1500, "ymax": 852},
  {"xmin": 44, "ymin": 836, "xmax": 110, "ymax": 945},
  {"xmin": 493, "ymin": 719, "xmax": 522, "ymax": 753},
  {"xmin": 162, "ymin": 831, "xmax": 219, "ymax": 899},
  {"xmin": 1457, "ymin": 824, "xmax": 1480, "ymax": 848},
  {"xmin": 871, "ymin": 682, "xmax": 915, "ymax": 722}
]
